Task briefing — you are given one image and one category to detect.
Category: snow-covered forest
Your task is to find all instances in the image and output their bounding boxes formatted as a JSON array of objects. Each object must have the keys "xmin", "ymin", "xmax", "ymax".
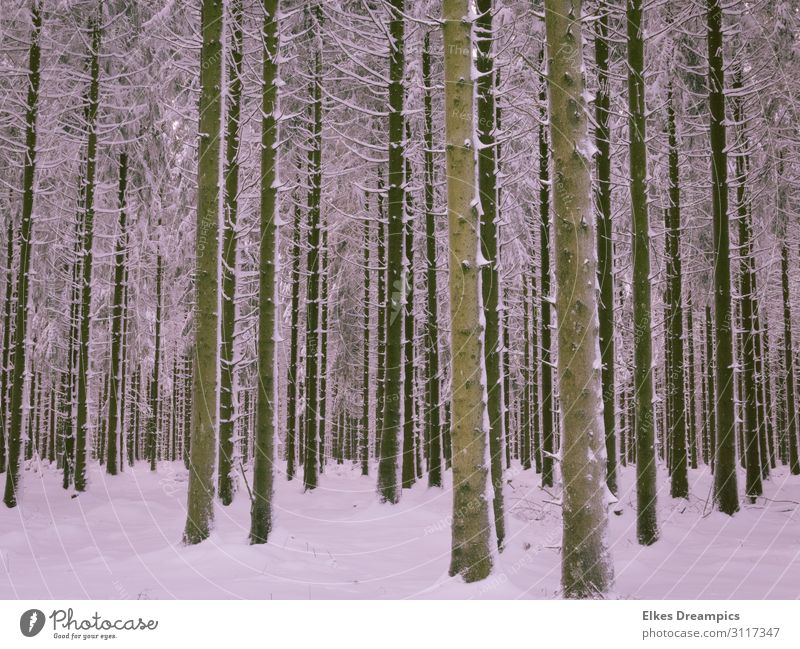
[{"xmin": 1, "ymin": 0, "xmax": 800, "ymax": 600}]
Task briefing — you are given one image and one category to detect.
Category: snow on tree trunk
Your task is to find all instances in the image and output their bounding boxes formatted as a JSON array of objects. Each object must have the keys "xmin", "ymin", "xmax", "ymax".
[
  {"xmin": 377, "ymin": 0, "xmax": 404, "ymax": 505},
  {"xmin": 626, "ymin": 0, "xmax": 658, "ymax": 544},
  {"xmin": 105, "ymin": 152, "xmax": 128, "ymax": 475},
  {"xmin": 3, "ymin": 1, "xmax": 41, "ymax": 508},
  {"xmin": 443, "ymin": 0, "xmax": 493, "ymax": 584},
  {"xmin": 183, "ymin": 0, "xmax": 223, "ymax": 545},
  {"xmin": 219, "ymin": 0, "xmax": 244, "ymax": 507},
  {"xmin": 74, "ymin": 12, "xmax": 102, "ymax": 494},
  {"xmin": 543, "ymin": 0, "xmax": 614, "ymax": 598},
  {"xmin": 249, "ymin": 0, "xmax": 279, "ymax": 544},
  {"xmin": 593, "ymin": 0, "xmax": 617, "ymax": 497},
  {"xmin": 707, "ymin": 0, "xmax": 740, "ymax": 513}
]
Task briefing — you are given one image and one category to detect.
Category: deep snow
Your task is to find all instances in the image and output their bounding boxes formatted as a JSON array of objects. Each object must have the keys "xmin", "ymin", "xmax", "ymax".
[{"xmin": 1, "ymin": 459, "xmax": 799, "ymax": 599}]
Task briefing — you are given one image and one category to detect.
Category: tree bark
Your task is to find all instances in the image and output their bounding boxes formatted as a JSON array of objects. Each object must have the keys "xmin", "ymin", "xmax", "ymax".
[
  {"xmin": 707, "ymin": 0, "xmax": 740, "ymax": 512},
  {"xmin": 443, "ymin": 0, "xmax": 493, "ymax": 583},
  {"xmin": 184, "ymin": 0, "xmax": 223, "ymax": 544},
  {"xmin": 544, "ymin": 0, "xmax": 614, "ymax": 598},
  {"xmin": 3, "ymin": 1, "xmax": 41, "ymax": 507},
  {"xmin": 249, "ymin": 0, "xmax": 279, "ymax": 544}
]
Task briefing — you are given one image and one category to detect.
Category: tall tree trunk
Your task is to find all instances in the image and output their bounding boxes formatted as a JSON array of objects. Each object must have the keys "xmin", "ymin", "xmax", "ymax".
[
  {"xmin": 443, "ymin": 0, "xmax": 493, "ymax": 583},
  {"xmin": 3, "ymin": 1, "xmax": 41, "ymax": 507},
  {"xmin": 732, "ymin": 71, "xmax": 762, "ymax": 498},
  {"xmin": 118, "ymin": 262, "xmax": 130, "ymax": 472},
  {"xmin": 249, "ymin": 0, "xmax": 278, "ymax": 544},
  {"xmin": 148, "ymin": 219, "xmax": 163, "ymax": 472},
  {"xmin": 781, "ymin": 242, "xmax": 799, "ymax": 474},
  {"xmin": 422, "ymin": 33, "xmax": 442, "ymax": 488},
  {"xmin": 184, "ymin": 0, "xmax": 223, "ymax": 545},
  {"xmin": 219, "ymin": 0, "xmax": 245, "ymax": 506},
  {"xmin": 544, "ymin": 0, "xmax": 614, "ymax": 598},
  {"xmin": 318, "ymin": 226, "xmax": 330, "ymax": 471},
  {"xmin": 627, "ymin": 0, "xmax": 658, "ymax": 543},
  {"xmin": 302, "ymin": 4, "xmax": 323, "ymax": 491},
  {"xmin": 285, "ymin": 200, "xmax": 302, "ymax": 481},
  {"xmin": 0, "ymin": 216, "xmax": 15, "ymax": 474},
  {"xmin": 686, "ymin": 297, "xmax": 698, "ymax": 469},
  {"xmin": 74, "ymin": 12, "xmax": 102, "ymax": 493},
  {"xmin": 594, "ymin": 0, "xmax": 617, "ymax": 496},
  {"xmin": 704, "ymin": 306, "xmax": 716, "ymax": 472},
  {"xmin": 530, "ymin": 267, "xmax": 541, "ymax": 474},
  {"xmin": 401, "ymin": 143, "xmax": 415, "ymax": 490},
  {"xmin": 377, "ymin": 0, "xmax": 405, "ymax": 504},
  {"xmin": 707, "ymin": 0, "xmax": 739, "ymax": 512},
  {"xmin": 181, "ymin": 359, "xmax": 191, "ymax": 469},
  {"xmin": 521, "ymin": 277, "xmax": 532, "ymax": 470},
  {"xmin": 476, "ymin": 0, "xmax": 505, "ymax": 549},
  {"xmin": 374, "ymin": 172, "xmax": 386, "ymax": 459},
  {"xmin": 105, "ymin": 152, "xmax": 128, "ymax": 475},
  {"xmin": 360, "ymin": 205, "xmax": 371, "ymax": 476},
  {"xmin": 665, "ymin": 82, "xmax": 688, "ymax": 498},
  {"xmin": 538, "ymin": 49, "xmax": 554, "ymax": 490}
]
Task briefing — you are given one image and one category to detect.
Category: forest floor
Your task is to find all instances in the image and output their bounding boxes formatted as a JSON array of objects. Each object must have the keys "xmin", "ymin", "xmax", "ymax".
[{"xmin": 1, "ymin": 459, "xmax": 799, "ymax": 599}]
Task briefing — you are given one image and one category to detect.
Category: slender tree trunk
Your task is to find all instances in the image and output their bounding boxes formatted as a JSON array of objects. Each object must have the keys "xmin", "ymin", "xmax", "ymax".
[
  {"xmin": 538, "ymin": 50, "xmax": 554, "ymax": 490},
  {"xmin": 286, "ymin": 200, "xmax": 301, "ymax": 481},
  {"xmin": 148, "ymin": 219, "xmax": 163, "ymax": 472},
  {"xmin": 686, "ymin": 297, "xmax": 698, "ymax": 469},
  {"xmin": 781, "ymin": 242, "xmax": 799, "ymax": 474},
  {"xmin": 627, "ymin": 0, "xmax": 658, "ymax": 543},
  {"xmin": 318, "ymin": 227, "xmax": 330, "ymax": 471},
  {"xmin": 377, "ymin": 0, "xmax": 405, "ymax": 504},
  {"xmin": 249, "ymin": 0, "xmax": 278, "ymax": 543},
  {"xmin": 302, "ymin": 5, "xmax": 323, "ymax": 491},
  {"xmin": 181, "ymin": 359, "xmax": 191, "ymax": 469},
  {"xmin": 665, "ymin": 83, "xmax": 688, "ymax": 498},
  {"xmin": 219, "ymin": 0, "xmax": 245, "ymax": 506},
  {"xmin": 3, "ymin": 2, "xmax": 41, "ymax": 507},
  {"xmin": 74, "ymin": 13, "xmax": 102, "ymax": 493},
  {"xmin": 594, "ymin": 0, "xmax": 617, "ymax": 496},
  {"xmin": 374, "ymin": 172, "xmax": 386, "ymax": 459},
  {"xmin": 184, "ymin": 0, "xmax": 223, "ymax": 545},
  {"xmin": 544, "ymin": 0, "xmax": 614, "ymax": 598},
  {"xmin": 708, "ymin": 0, "xmax": 739, "ymax": 512},
  {"xmin": 521, "ymin": 277, "xmax": 532, "ymax": 470},
  {"xmin": 502, "ymin": 287, "xmax": 512, "ymax": 469},
  {"xmin": 422, "ymin": 33, "xmax": 442, "ymax": 488},
  {"xmin": 360, "ymin": 205, "xmax": 371, "ymax": 476},
  {"xmin": 118, "ymin": 265, "xmax": 130, "ymax": 473},
  {"xmin": 0, "ymin": 216, "xmax": 15, "ymax": 474},
  {"xmin": 704, "ymin": 306, "xmax": 716, "ymax": 472},
  {"xmin": 401, "ymin": 146, "xmax": 415, "ymax": 490},
  {"xmin": 105, "ymin": 152, "xmax": 128, "ymax": 475},
  {"xmin": 475, "ymin": 0, "xmax": 505, "ymax": 549},
  {"xmin": 531, "ymin": 269, "xmax": 541, "ymax": 474},
  {"xmin": 443, "ymin": 0, "xmax": 493, "ymax": 583},
  {"xmin": 731, "ymin": 74, "xmax": 762, "ymax": 498}
]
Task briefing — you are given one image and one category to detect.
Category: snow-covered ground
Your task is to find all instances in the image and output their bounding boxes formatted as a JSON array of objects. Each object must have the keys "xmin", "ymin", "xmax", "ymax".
[{"xmin": 1, "ymin": 460, "xmax": 799, "ymax": 599}]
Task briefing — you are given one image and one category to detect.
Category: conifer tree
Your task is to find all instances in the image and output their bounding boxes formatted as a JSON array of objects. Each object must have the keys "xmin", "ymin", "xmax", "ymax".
[
  {"xmin": 627, "ymin": 0, "xmax": 658, "ymax": 543},
  {"xmin": 708, "ymin": 0, "xmax": 739, "ymax": 512},
  {"xmin": 377, "ymin": 0, "xmax": 405, "ymax": 504},
  {"xmin": 544, "ymin": 0, "xmax": 614, "ymax": 598},
  {"xmin": 444, "ymin": 0, "xmax": 492, "ymax": 583},
  {"xmin": 219, "ymin": 0, "xmax": 245, "ymax": 506},
  {"xmin": 3, "ymin": 1, "xmax": 41, "ymax": 507},
  {"xmin": 105, "ymin": 152, "xmax": 128, "ymax": 475},
  {"xmin": 74, "ymin": 11, "xmax": 102, "ymax": 493},
  {"xmin": 249, "ymin": 0, "xmax": 279, "ymax": 544},
  {"xmin": 184, "ymin": 0, "xmax": 223, "ymax": 545}
]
